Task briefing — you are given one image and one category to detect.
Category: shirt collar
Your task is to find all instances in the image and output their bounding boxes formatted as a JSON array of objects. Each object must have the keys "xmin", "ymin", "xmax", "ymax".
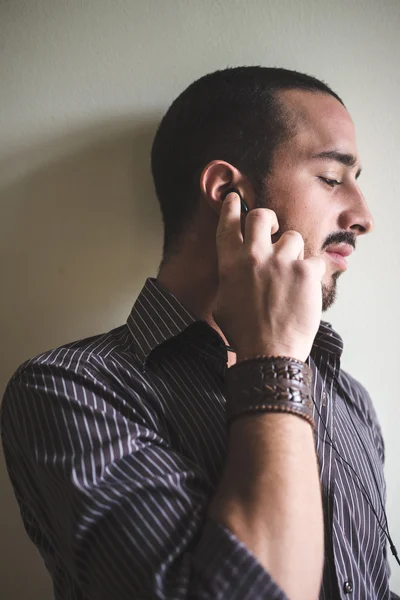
[
  {"xmin": 127, "ymin": 277, "xmax": 203, "ymax": 368},
  {"xmin": 313, "ymin": 320, "xmax": 344, "ymax": 358},
  {"xmin": 127, "ymin": 278, "xmax": 344, "ymax": 370}
]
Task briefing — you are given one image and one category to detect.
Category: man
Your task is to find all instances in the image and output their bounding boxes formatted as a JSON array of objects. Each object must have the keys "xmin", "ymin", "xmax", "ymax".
[{"xmin": 1, "ymin": 66, "xmax": 398, "ymax": 599}]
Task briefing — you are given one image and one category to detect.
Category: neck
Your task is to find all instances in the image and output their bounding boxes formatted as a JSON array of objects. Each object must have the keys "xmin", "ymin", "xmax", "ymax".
[
  {"xmin": 156, "ymin": 238, "xmax": 236, "ymax": 366},
  {"xmin": 157, "ymin": 247, "xmax": 218, "ymax": 328}
]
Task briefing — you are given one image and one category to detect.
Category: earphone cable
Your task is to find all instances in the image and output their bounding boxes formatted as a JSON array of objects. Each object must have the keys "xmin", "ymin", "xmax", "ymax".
[
  {"xmin": 311, "ymin": 381, "xmax": 400, "ymax": 566},
  {"xmin": 331, "ymin": 372, "xmax": 399, "ymax": 565}
]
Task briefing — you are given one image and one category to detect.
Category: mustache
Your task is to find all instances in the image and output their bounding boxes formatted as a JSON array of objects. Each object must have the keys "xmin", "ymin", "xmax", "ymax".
[{"xmin": 322, "ymin": 230, "xmax": 357, "ymax": 251}]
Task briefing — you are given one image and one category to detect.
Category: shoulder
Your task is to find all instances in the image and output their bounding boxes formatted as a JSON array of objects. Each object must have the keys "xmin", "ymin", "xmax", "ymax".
[
  {"xmin": 2, "ymin": 325, "xmax": 164, "ymax": 432},
  {"xmin": 7, "ymin": 324, "xmax": 148, "ymax": 390},
  {"xmin": 8, "ymin": 325, "xmax": 130, "ymax": 378}
]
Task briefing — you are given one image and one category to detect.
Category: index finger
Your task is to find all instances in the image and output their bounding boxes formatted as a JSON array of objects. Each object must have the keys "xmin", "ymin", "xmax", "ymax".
[{"xmin": 216, "ymin": 192, "xmax": 244, "ymax": 257}]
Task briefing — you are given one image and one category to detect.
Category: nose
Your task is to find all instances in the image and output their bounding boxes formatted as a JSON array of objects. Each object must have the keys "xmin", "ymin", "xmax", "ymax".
[{"xmin": 338, "ymin": 184, "xmax": 374, "ymax": 235}]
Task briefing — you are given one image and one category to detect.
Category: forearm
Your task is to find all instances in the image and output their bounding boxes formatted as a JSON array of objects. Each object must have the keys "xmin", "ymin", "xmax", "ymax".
[{"xmin": 208, "ymin": 411, "xmax": 324, "ymax": 600}]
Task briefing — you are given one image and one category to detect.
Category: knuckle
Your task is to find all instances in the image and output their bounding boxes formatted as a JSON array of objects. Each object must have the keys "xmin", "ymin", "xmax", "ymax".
[
  {"xmin": 269, "ymin": 254, "xmax": 285, "ymax": 274},
  {"xmin": 218, "ymin": 261, "xmax": 233, "ymax": 280},
  {"xmin": 216, "ymin": 225, "xmax": 230, "ymax": 240},
  {"xmin": 245, "ymin": 208, "xmax": 263, "ymax": 222},
  {"xmin": 292, "ymin": 260, "xmax": 312, "ymax": 278},
  {"xmin": 248, "ymin": 208, "xmax": 277, "ymax": 222},
  {"xmin": 245, "ymin": 248, "xmax": 263, "ymax": 269},
  {"xmin": 283, "ymin": 230, "xmax": 303, "ymax": 243},
  {"xmin": 263, "ymin": 208, "xmax": 278, "ymax": 220}
]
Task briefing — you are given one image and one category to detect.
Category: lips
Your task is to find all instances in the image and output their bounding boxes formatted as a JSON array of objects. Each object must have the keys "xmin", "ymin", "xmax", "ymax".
[
  {"xmin": 325, "ymin": 244, "xmax": 354, "ymax": 258},
  {"xmin": 325, "ymin": 244, "xmax": 354, "ymax": 270}
]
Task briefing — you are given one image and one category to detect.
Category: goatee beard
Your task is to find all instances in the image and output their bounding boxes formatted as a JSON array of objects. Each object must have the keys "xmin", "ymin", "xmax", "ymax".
[{"xmin": 322, "ymin": 272, "xmax": 341, "ymax": 312}]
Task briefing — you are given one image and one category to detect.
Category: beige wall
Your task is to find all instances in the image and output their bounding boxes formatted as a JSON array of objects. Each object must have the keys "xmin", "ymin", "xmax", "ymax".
[{"xmin": 1, "ymin": 0, "xmax": 399, "ymax": 597}]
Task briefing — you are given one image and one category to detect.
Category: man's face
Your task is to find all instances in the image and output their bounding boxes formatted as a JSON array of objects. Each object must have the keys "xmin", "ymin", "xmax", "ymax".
[{"xmin": 262, "ymin": 90, "xmax": 374, "ymax": 311}]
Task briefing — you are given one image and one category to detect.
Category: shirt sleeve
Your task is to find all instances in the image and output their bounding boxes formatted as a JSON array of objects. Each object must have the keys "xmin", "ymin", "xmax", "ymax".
[{"xmin": 1, "ymin": 360, "xmax": 288, "ymax": 600}]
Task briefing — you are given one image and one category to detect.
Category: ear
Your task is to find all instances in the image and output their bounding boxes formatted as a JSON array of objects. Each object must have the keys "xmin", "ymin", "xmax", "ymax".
[{"xmin": 199, "ymin": 160, "xmax": 250, "ymax": 215}]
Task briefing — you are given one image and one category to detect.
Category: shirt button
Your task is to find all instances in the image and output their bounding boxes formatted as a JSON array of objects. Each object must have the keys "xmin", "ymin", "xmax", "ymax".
[{"xmin": 343, "ymin": 580, "xmax": 353, "ymax": 594}]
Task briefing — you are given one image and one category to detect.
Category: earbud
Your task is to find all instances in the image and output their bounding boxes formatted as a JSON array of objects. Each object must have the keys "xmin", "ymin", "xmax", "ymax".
[{"xmin": 221, "ymin": 187, "xmax": 249, "ymax": 214}]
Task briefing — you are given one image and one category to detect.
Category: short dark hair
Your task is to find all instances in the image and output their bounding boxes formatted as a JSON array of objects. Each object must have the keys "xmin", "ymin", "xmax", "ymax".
[{"xmin": 151, "ymin": 66, "xmax": 344, "ymax": 259}]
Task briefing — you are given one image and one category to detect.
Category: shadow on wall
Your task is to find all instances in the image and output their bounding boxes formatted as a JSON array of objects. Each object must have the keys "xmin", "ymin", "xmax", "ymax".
[
  {"xmin": 0, "ymin": 115, "xmax": 163, "ymax": 600},
  {"xmin": 0, "ymin": 115, "xmax": 163, "ymax": 389}
]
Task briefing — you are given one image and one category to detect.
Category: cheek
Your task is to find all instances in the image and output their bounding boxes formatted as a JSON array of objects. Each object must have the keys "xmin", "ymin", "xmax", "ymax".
[
  {"xmin": 265, "ymin": 175, "xmax": 331, "ymax": 253},
  {"xmin": 267, "ymin": 177, "xmax": 317, "ymax": 225},
  {"xmin": 272, "ymin": 210, "xmax": 322, "ymax": 256}
]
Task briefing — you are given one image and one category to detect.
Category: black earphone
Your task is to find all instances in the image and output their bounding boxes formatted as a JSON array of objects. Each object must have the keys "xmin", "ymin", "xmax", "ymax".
[{"xmin": 221, "ymin": 187, "xmax": 249, "ymax": 214}]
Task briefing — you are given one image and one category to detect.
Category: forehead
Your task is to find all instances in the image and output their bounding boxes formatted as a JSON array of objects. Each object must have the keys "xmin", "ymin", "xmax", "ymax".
[{"xmin": 278, "ymin": 89, "xmax": 358, "ymax": 162}]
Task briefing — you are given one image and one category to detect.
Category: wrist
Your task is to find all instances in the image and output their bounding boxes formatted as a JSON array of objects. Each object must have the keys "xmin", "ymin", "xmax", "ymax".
[{"xmin": 225, "ymin": 356, "xmax": 314, "ymax": 428}]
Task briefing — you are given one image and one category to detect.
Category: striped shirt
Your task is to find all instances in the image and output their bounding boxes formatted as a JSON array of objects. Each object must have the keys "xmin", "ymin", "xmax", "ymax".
[{"xmin": 1, "ymin": 276, "xmax": 398, "ymax": 600}]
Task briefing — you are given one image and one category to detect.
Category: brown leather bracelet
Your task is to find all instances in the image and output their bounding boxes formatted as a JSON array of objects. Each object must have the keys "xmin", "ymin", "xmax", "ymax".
[{"xmin": 225, "ymin": 355, "xmax": 315, "ymax": 427}]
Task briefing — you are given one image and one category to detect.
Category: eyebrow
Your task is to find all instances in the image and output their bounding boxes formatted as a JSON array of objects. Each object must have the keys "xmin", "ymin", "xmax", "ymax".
[{"xmin": 311, "ymin": 150, "xmax": 362, "ymax": 179}]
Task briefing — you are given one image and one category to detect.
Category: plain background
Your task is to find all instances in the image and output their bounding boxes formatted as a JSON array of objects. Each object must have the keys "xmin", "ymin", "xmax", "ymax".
[{"xmin": 1, "ymin": 0, "xmax": 399, "ymax": 597}]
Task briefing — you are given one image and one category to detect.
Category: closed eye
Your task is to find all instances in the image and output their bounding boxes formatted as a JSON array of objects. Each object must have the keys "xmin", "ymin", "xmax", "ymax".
[{"xmin": 319, "ymin": 176, "xmax": 342, "ymax": 188}]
